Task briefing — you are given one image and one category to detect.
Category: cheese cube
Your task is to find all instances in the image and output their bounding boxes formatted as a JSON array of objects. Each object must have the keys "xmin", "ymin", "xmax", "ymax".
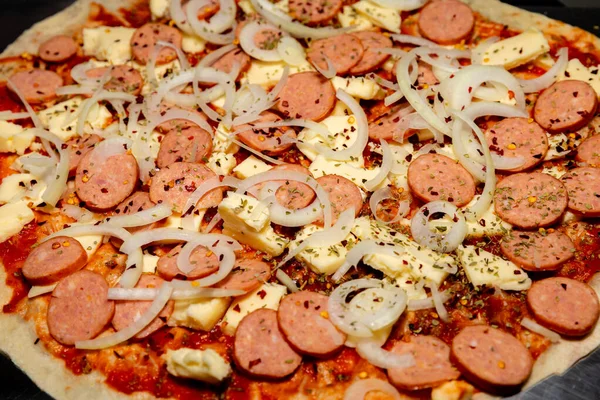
[
  {"xmin": 243, "ymin": 60, "xmax": 314, "ymax": 87},
  {"xmin": 0, "ymin": 121, "xmax": 33, "ymax": 155},
  {"xmin": 169, "ymin": 297, "xmax": 232, "ymax": 331},
  {"xmin": 164, "ymin": 348, "xmax": 231, "ymax": 384},
  {"xmin": 219, "ymin": 192, "xmax": 270, "ymax": 232},
  {"xmin": 207, "ymin": 152, "xmax": 236, "ymax": 176},
  {"xmin": 150, "ymin": 0, "xmax": 169, "ymax": 18},
  {"xmin": 182, "ymin": 34, "xmax": 206, "ymax": 54},
  {"xmin": 352, "ymin": 0, "xmax": 401, "ymax": 33},
  {"xmin": 558, "ymin": 58, "xmax": 600, "ymax": 97},
  {"xmin": 481, "ymin": 28, "xmax": 550, "ymax": 70},
  {"xmin": 38, "ymin": 97, "xmax": 112, "ymax": 141},
  {"xmin": 338, "ymin": 5, "xmax": 374, "ymax": 31},
  {"xmin": 0, "ymin": 201, "xmax": 34, "ymax": 243},
  {"xmin": 142, "ymin": 254, "xmax": 160, "ymax": 274},
  {"xmin": 233, "ymin": 155, "xmax": 272, "ymax": 179},
  {"xmin": 82, "ymin": 26, "xmax": 136, "ymax": 64},
  {"xmin": 309, "ymin": 155, "xmax": 380, "ymax": 191},
  {"xmin": 331, "ymin": 77, "xmax": 385, "ymax": 100},
  {"xmin": 0, "ymin": 173, "xmax": 45, "ymax": 205}
]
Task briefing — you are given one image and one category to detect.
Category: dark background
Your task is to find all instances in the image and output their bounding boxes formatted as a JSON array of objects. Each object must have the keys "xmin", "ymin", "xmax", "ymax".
[{"xmin": 1, "ymin": 1, "xmax": 600, "ymax": 399}]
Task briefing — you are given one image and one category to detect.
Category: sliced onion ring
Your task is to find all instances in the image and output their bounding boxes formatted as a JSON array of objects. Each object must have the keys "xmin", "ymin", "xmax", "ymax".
[
  {"xmin": 521, "ymin": 317, "xmax": 561, "ymax": 343},
  {"xmin": 104, "ymin": 204, "xmax": 172, "ymax": 228},
  {"xmin": 518, "ymin": 48, "xmax": 568, "ymax": 93},
  {"xmin": 107, "ymin": 287, "xmax": 244, "ymax": 300},
  {"xmin": 410, "ymin": 201, "xmax": 467, "ymax": 253},
  {"xmin": 369, "ymin": 186, "xmax": 410, "ymax": 225},
  {"xmin": 356, "ymin": 338, "xmax": 415, "ymax": 370},
  {"xmin": 239, "ymin": 21, "xmax": 283, "ymax": 62}
]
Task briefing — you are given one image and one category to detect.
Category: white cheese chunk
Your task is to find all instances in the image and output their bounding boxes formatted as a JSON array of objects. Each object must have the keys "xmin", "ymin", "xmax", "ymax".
[
  {"xmin": 165, "ymin": 348, "xmax": 231, "ymax": 384},
  {"xmin": 481, "ymin": 28, "xmax": 550, "ymax": 70},
  {"xmin": 0, "ymin": 121, "xmax": 33, "ymax": 155},
  {"xmin": 163, "ymin": 211, "xmax": 206, "ymax": 232},
  {"xmin": 534, "ymin": 53, "xmax": 555, "ymax": 69},
  {"xmin": 142, "ymin": 254, "xmax": 160, "ymax": 274},
  {"xmin": 544, "ymin": 133, "xmax": 573, "ymax": 160},
  {"xmin": 331, "ymin": 77, "xmax": 385, "ymax": 100},
  {"xmin": 221, "ymin": 283, "xmax": 287, "ymax": 335},
  {"xmin": 214, "ymin": 124, "xmax": 240, "ymax": 154},
  {"xmin": 169, "ymin": 297, "xmax": 232, "ymax": 331},
  {"xmin": 0, "ymin": 173, "xmax": 46, "ymax": 206},
  {"xmin": 309, "ymin": 155, "xmax": 380, "ymax": 191},
  {"xmin": 82, "ymin": 26, "xmax": 136, "ymax": 64},
  {"xmin": 182, "ymin": 33, "xmax": 207, "ymax": 54},
  {"xmin": 338, "ymin": 5, "xmax": 374, "ymax": 31},
  {"xmin": 233, "ymin": 155, "xmax": 272, "ymax": 179},
  {"xmin": 66, "ymin": 221, "xmax": 104, "ymax": 259},
  {"xmin": 238, "ymin": 0, "xmax": 256, "ymax": 15},
  {"xmin": 558, "ymin": 58, "xmax": 600, "ymax": 97},
  {"xmin": 219, "ymin": 192, "xmax": 270, "ymax": 232},
  {"xmin": 207, "ymin": 152, "xmax": 236, "ymax": 176},
  {"xmin": 297, "ymin": 115, "xmax": 363, "ymax": 164},
  {"xmin": 243, "ymin": 60, "xmax": 314, "ymax": 87},
  {"xmin": 0, "ymin": 201, "xmax": 34, "ymax": 243},
  {"xmin": 150, "ymin": 0, "xmax": 170, "ymax": 18},
  {"xmin": 38, "ymin": 97, "xmax": 112, "ymax": 141},
  {"xmin": 223, "ymin": 224, "xmax": 288, "ymax": 256},
  {"xmin": 352, "ymin": 0, "xmax": 401, "ymax": 33},
  {"xmin": 457, "ymin": 245, "xmax": 531, "ymax": 291}
]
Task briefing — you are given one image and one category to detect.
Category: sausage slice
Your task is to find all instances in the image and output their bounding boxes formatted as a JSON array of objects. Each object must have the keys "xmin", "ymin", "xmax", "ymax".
[
  {"xmin": 307, "ymin": 34, "xmax": 364, "ymax": 76},
  {"xmin": 316, "ymin": 174, "xmax": 363, "ymax": 225},
  {"xmin": 236, "ymin": 111, "xmax": 296, "ymax": 155},
  {"xmin": 349, "ymin": 31, "xmax": 392, "ymax": 76},
  {"xmin": 66, "ymin": 134, "xmax": 102, "ymax": 176},
  {"xmin": 22, "ymin": 236, "xmax": 87, "ymax": 285},
  {"xmin": 86, "ymin": 65, "xmax": 144, "ymax": 96},
  {"xmin": 113, "ymin": 191, "xmax": 158, "ymax": 234},
  {"xmin": 408, "ymin": 153, "xmax": 476, "ymax": 207},
  {"xmin": 156, "ymin": 126, "xmax": 213, "ymax": 168},
  {"xmin": 288, "ymin": 0, "xmax": 343, "ymax": 26},
  {"xmin": 233, "ymin": 309, "xmax": 302, "ymax": 379},
  {"xmin": 149, "ymin": 162, "xmax": 222, "ymax": 213},
  {"xmin": 277, "ymin": 291, "xmax": 346, "ymax": 357},
  {"xmin": 418, "ymin": 0, "xmax": 475, "ymax": 45},
  {"xmin": 451, "ymin": 325, "xmax": 533, "ymax": 394},
  {"xmin": 131, "ymin": 23, "xmax": 183, "ymax": 65},
  {"xmin": 112, "ymin": 274, "xmax": 174, "ymax": 339},
  {"xmin": 575, "ymin": 135, "xmax": 600, "ymax": 166},
  {"xmin": 501, "ymin": 230, "xmax": 575, "ymax": 271},
  {"xmin": 527, "ymin": 277, "xmax": 600, "ymax": 336},
  {"xmin": 368, "ymin": 105, "xmax": 419, "ymax": 141},
  {"xmin": 388, "ymin": 335, "xmax": 460, "ymax": 391},
  {"xmin": 9, "ymin": 69, "xmax": 63, "ymax": 104},
  {"xmin": 273, "ymin": 164, "xmax": 316, "ymax": 210},
  {"xmin": 533, "ymin": 80, "xmax": 598, "ymax": 133},
  {"xmin": 275, "ymin": 72, "xmax": 336, "ymax": 121},
  {"xmin": 157, "ymin": 244, "xmax": 220, "ymax": 281},
  {"xmin": 213, "ymin": 258, "xmax": 271, "ymax": 292},
  {"xmin": 485, "ymin": 118, "xmax": 549, "ymax": 172},
  {"xmin": 561, "ymin": 167, "xmax": 600, "ymax": 216},
  {"xmin": 211, "ymin": 48, "xmax": 251, "ymax": 81},
  {"xmin": 47, "ymin": 270, "xmax": 115, "ymax": 345},
  {"xmin": 494, "ymin": 172, "xmax": 568, "ymax": 229},
  {"xmin": 39, "ymin": 35, "xmax": 78, "ymax": 62}
]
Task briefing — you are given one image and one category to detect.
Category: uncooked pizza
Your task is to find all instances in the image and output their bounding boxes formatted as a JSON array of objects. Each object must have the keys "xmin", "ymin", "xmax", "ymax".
[{"xmin": 0, "ymin": 0, "xmax": 600, "ymax": 399}]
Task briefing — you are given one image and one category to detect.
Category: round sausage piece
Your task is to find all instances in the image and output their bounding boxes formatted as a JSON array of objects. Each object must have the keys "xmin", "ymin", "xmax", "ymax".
[
  {"xmin": 349, "ymin": 31, "xmax": 392, "ymax": 76},
  {"xmin": 66, "ymin": 134, "xmax": 102, "ymax": 176},
  {"xmin": 388, "ymin": 335, "xmax": 460, "ymax": 391},
  {"xmin": 316, "ymin": 174, "xmax": 363, "ymax": 225},
  {"xmin": 533, "ymin": 80, "xmax": 598, "ymax": 134},
  {"xmin": 368, "ymin": 105, "xmax": 418, "ymax": 141},
  {"xmin": 485, "ymin": 118, "xmax": 549, "ymax": 172},
  {"xmin": 289, "ymin": 0, "xmax": 343, "ymax": 26},
  {"xmin": 408, "ymin": 153, "xmax": 476, "ymax": 207},
  {"xmin": 156, "ymin": 102, "xmax": 208, "ymax": 133},
  {"xmin": 213, "ymin": 258, "xmax": 271, "ymax": 292},
  {"xmin": 131, "ymin": 23, "xmax": 183, "ymax": 65},
  {"xmin": 211, "ymin": 48, "xmax": 251, "ymax": 81},
  {"xmin": 234, "ymin": 308, "xmax": 302, "ymax": 379},
  {"xmin": 112, "ymin": 274, "xmax": 174, "ymax": 339},
  {"xmin": 275, "ymin": 72, "xmax": 336, "ymax": 121},
  {"xmin": 418, "ymin": 0, "xmax": 475, "ymax": 45},
  {"xmin": 157, "ymin": 244, "xmax": 220, "ymax": 281},
  {"xmin": 113, "ymin": 191, "xmax": 157, "ymax": 234},
  {"xmin": 86, "ymin": 65, "xmax": 144, "ymax": 96},
  {"xmin": 47, "ymin": 270, "xmax": 114, "ymax": 345},
  {"xmin": 39, "ymin": 35, "xmax": 78, "ymax": 62},
  {"xmin": 493, "ymin": 172, "xmax": 568, "ymax": 229},
  {"xmin": 561, "ymin": 167, "xmax": 600, "ymax": 216},
  {"xmin": 501, "ymin": 230, "xmax": 575, "ymax": 271},
  {"xmin": 451, "ymin": 325, "xmax": 533, "ymax": 394},
  {"xmin": 75, "ymin": 151, "xmax": 138, "ymax": 210},
  {"xmin": 273, "ymin": 164, "xmax": 316, "ymax": 210},
  {"xmin": 307, "ymin": 34, "xmax": 364, "ymax": 76},
  {"xmin": 527, "ymin": 277, "xmax": 600, "ymax": 336},
  {"xmin": 149, "ymin": 162, "xmax": 222, "ymax": 213},
  {"xmin": 277, "ymin": 291, "xmax": 346, "ymax": 357},
  {"xmin": 156, "ymin": 126, "xmax": 213, "ymax": 168},
  {"xmin": 22, "ymin": 236, "xmax": 87, "ymax": 286},
  {"xmin": 9, "ymin": 69, "xmax": 63, "ymax": 104},
  {"xmin": 417, "ymin": 62, "xmax": 439, "ymax": 87},
  {"xmin": 576, "ymin": 135, "xmax": 600, "ymax": 166},
  {"xmin": 235, "ymin": 111, "xmax": 297, "ymax": 155}
]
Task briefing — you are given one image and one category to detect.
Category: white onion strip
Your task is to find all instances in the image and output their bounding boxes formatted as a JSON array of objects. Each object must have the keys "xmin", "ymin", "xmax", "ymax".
[
  {"xmin": 518, "ymin": 48, "xmax": 568, "ymax": 93},
  {"xmin": 312, "ymin": 54, "xmax": 336, "ymax": 79},
  {"xmin": 182, "ymin": 177, "xmax": 226, "ymax": 214},
  {"xmin": 28, "ymin": 284, "xmax": 57, "ymax": 298},
  {"xmin": 364, "ymin": 139, "xmax": 392, "ymax": 191},
  {"xmin": 390, "ymin": 34, "xmax": 440, "ymax": 48},
  {"xmin": 356, "ymin": 339, "xmax": 415, "ymax": 369},
  {"xmin": 429, "ymin": 281, "xmax": 450, "ymax": 322},
  {"xmin": 239, "ymin": 21, "xmax": 283, "ymax": 62},
  {"xmin": 369, "ymin": 186, "xmax": 409, "ymax": 225},
  {"xmin": 76, "ymin": 283, "xmax": 173, "ymax": 349},
  {"xmin": 104, "ymin": 204, "xmax": 172, "ymax": 228},
  {"xmin": 521, "ymin": 317, "xmax": 561, "ymax": 343},
  {"xmin": 332, "ymin": 240, "xmax": 405, "ymax": 282},
  {"xmin": 411, "ymin": 201, "xmax": 467, "ymax": 253},
  {"xmin": 407, "ymin": 290, "xmax": 452, "ymax": 311},
  {"xmin": 107, "ymin": 287, "xmax": 244, "ymax": 300},
  {"xmin": 275, "ymin": 269, "xmax": 300, "ymax": 293}
]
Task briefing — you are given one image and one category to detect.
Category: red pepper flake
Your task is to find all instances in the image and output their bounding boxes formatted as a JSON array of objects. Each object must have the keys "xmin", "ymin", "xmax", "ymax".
[
  {"xmin": 249, "ymin": 358, "xmax": 262, "ymax": 368},
  {"xmin": 257, "ymin": 290, "xmax": 267, "ymax": 299},
  {"xmin": 233, "ymin": 304, "xmax": 241, "ymax": 312}
]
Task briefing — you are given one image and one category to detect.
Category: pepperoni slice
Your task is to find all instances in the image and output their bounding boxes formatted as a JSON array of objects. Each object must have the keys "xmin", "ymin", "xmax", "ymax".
[
  {"xmin": 233, "ymin": 309, "xmax": 302, "ymax": 379},
  {"xmin": 112, "ymin": 275, "xmax": 174, "ymax": 339},
  {"xmin": 561, "ymin": 167, "xmax": 600, "ymax": 216},
  {"xmin": 157, "ymin": 244, "xmax": 220, "ymax": 281},
  {"xmin": 235, "ymin": 111, "xmax": 296, "ymax": 155},
  {"xmin": 306, "ymin": 34, "xmax": 364, "ymax": 76},
  {"xmin": 131, "ymin": 23, "xmax": 183, "ymax": 65},
  {"xmin": 9, "ymin": 69, "xmax": 63, "ymax": 104},
  {"xmin": 418, "ymin": 0, "xmax": 475, "ymax": 45},
  {"xmin": 288, "ymin": 0, "xmax": 343, "ymax": 26},
  {"xmin": 213, "ymin": 258, "xmax": 271, "ymax": 292},
  {"xmin": 39, "ymin": 35, "xmax": 78, "ymax": 62},
  {"xmin": 316, "ymin": 174, "xmax": 363, "ymax": 224},
  {"xmin": 277, "ymin": 291, "xmax": 346, "ymax": 357},
  {"xmin": 576, "ymin": 135, "xmax": 600, "ymax": 166},
  {"xmin": 527, "ymin": 277, "xmax": 600, "ymax": 336},
  {"xmin": 349, "ymin": 31, "xmax": 392, "ymax": 76},
  {"xmin": 22, "ymin": 236, "xmax": 87, "ymax": 285},
  {"xmin": 275, "ymin": 72, "xmax": 336, "ymax": 121},
  {"xmin": 113, "ymin": 191, "xmax": 158, "ymax": 234},
  {"xmin": 493, "ymin": 172, "xmax": 568, "ymax": 229},
  {"xmin": 533, "ymin": 80, "xmax": 598, "ymax": 133},
  {"xmin": 66, "ymin": 134, "xmax": 102, "ymax": 176},
  {"xmin": 408, "ymin": 153, "xmax": 476, "ymax": 207},
  {"xmin": 485, "ymin": 117, "xmax": 549, "ymax": 172},
  {"xmin": 47, "ymin": 270, "xmax": 115, "ymax": 345},
  {"xmin": 156, "ymin": 126, "xmax": 213, "ymax": 168},
  {"xmin": 387, "ymin": 336, "xmax": 460, "ymax": 391},
  {"xmin": 86, "ymin": 65, "xmax": 144, "ymax": 96},
  {"xmin": 451, "ymin": 325, "xmax": 533, "ymax": 394},
  {"xmin": 149, "ymin": 162, "xmax": 222, "ymax": 213},
  {"xmin": 368, "ymin": 105, "xmax": 419, "ymax": 141},
  {"xmin": 211, "ymin": 48, "xmax": 251, "ymax": 81},
  {"xmin": 500, "ymin": 230, "xmax": 575, "ymax": 271},
  {"xmin": 75, "ymin": 152, "xmax": 139, "ymax": 210}
]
